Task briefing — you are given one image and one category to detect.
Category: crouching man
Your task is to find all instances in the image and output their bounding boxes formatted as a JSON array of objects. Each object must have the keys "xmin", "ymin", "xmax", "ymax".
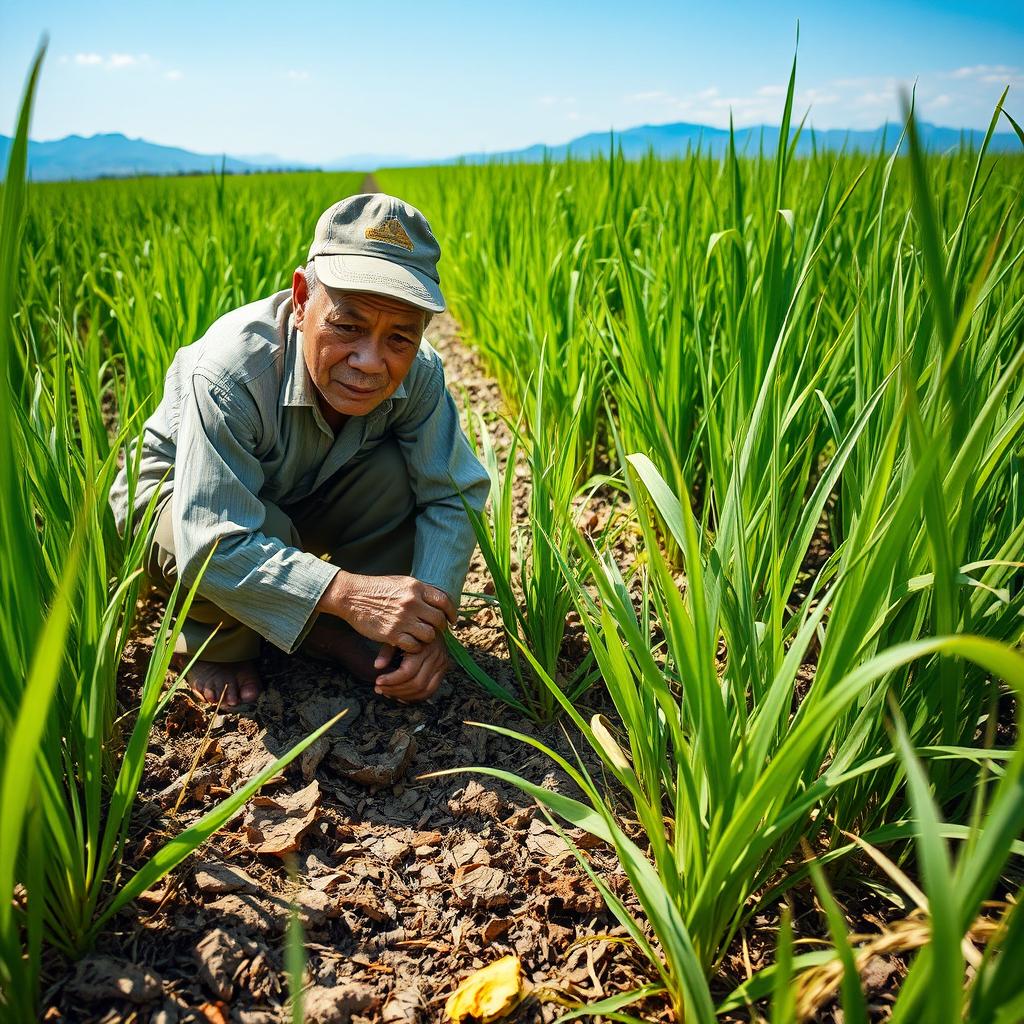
[{"xmin": 109, "ymin": 194, "xmax": 489, "ymax": 708}]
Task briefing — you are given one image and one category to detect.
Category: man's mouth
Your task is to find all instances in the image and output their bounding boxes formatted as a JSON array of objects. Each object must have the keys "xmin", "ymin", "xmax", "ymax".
[{"xmin": 335, "ymin": 380, "xmax": 382, "ymax": 396}]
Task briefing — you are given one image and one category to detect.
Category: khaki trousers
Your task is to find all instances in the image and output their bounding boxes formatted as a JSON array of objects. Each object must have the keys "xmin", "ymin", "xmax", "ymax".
[{"xmin": 146, "ymin": 437, "xmax": 416, "ymax": 661}]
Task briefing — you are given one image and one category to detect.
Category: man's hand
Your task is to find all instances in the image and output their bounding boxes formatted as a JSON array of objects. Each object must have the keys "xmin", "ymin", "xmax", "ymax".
[
  {"xmin": 373, "ymin": 637, "xmax": 448, "ymax": 703},
  {"xmin": 317, "ymin": 571, "xmax": 456, "ymax": 653}
]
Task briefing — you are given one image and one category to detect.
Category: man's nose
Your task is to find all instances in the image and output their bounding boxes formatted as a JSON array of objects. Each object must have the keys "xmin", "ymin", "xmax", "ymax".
[{"xmin": 349, "ymin": 338, "xmax": 387, "ymax": 376}]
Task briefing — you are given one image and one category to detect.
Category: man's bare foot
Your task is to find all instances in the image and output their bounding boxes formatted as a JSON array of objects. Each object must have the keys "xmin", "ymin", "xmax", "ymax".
[
  {"xmin": 172, "ymin": 657, "xmax": 262, "ymax": 709},
  {"xmin": 301, "ymin": 618, "xmax": 392, "ymax": 685}
]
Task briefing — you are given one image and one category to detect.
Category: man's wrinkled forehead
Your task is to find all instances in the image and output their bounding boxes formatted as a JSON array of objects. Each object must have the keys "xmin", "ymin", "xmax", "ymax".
[{"xmin": 324, "ymin": 289, "xmax": 426, "ymax": 330}]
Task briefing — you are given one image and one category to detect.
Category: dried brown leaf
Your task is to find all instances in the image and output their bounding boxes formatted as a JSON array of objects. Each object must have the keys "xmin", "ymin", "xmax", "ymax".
[
  {"xmin": 243, "ymin": 779, "xmax": 320, "ymax": 857},
  {"xmin": 452, "ymin": 864, "xmax": 512, "ymax": 910},
  {"xmin": 194, "ymin": 861, "xmax": 259, "ymax": 895},
  {"xmin": 67, "ymin": 955, "xmax": 163, "ymax": 1005},
  {"xmin": 194, "ymin": 928, "xmax": 246, "ymax": 1000}
]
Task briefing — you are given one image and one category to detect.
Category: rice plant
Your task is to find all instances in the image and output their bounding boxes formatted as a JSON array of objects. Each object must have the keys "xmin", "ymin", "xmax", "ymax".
[
  {"xmin": 725, "ymin": 706, "xmax": 1024, "ymax": 1022},
  {"xmin": 0, "ymin": 55, "xmax": 352, "ymax": 1016},
  {"xmin": 448, "ymin": 363, "xmax": 599, "ymax": 722}
]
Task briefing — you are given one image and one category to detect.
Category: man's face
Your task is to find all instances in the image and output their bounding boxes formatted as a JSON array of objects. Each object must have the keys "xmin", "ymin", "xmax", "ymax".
[{"xmin": 293, "ymin": 270, "xmax": 426, "ymax": 418}]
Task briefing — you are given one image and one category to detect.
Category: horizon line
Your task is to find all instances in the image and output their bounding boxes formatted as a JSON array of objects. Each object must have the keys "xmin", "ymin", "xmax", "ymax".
[{"xmin": 6, "ymin": 112, "xmax": 1019, "ymax": 168}]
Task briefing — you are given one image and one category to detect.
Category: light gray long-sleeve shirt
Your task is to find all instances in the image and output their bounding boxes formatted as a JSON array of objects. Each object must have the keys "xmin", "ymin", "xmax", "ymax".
[{"xmin": 109, "ymin": 289, "xmax": 489, "ymax": 654}]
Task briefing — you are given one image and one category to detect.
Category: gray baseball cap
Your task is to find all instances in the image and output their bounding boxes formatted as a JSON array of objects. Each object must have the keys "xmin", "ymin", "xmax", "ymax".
[{"xmin": 307, "ymin": 193, "xmax": 445, "ymax": 313}]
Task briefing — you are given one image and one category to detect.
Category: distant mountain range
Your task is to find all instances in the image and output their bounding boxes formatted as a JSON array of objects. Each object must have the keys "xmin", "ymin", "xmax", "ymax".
[
  {"xmin": 460, "ymin": 120, "xmax": 1020, "ymax": 162},
  {"xmin": 1, "ymin": 121, "xmax": 1019, "ymax": 182},
  {"xmin": 0, "ymin": 133, "xmax": 268, "ymax": 181}
]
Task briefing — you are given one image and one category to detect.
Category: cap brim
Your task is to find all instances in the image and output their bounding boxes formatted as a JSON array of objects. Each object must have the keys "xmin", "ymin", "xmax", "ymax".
[{"xmin": 313, "ymin": 254, "xmax": 445, "ymax": 313}]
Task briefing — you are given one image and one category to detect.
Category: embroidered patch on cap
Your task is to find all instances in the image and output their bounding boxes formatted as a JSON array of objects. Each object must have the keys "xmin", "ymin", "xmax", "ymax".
[{"xmin": 365, "ymin": 217, "xmax": 414, "ymax": 251}]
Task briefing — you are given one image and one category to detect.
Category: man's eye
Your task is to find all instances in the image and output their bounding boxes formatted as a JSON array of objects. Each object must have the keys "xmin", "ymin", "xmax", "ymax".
[
  {"xmin": 391, "ymin": 334, "xmax": 414, "ymax": 345},
  {"xmin": 334, "ymin": 323, "xmax": 358, "ymax": 333}
]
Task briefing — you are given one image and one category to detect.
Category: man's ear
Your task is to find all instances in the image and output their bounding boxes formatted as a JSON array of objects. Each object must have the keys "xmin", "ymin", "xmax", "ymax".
[{"xmin": 292, "ymin": 268, "xmax": 309, "ymax": 328}]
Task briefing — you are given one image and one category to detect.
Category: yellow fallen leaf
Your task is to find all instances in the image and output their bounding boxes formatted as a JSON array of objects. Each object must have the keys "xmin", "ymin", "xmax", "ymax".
[
  {"xmin": 591, "ymin": 714, "xmax": 633, "ymax": 775},
  {"xmin": 445, "ymin": 954, "xmax": 526, "ymax": 1022}
]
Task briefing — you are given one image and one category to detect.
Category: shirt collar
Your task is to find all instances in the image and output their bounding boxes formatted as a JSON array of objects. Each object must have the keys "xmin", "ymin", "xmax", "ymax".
[
  {"xmin": 281, "ymin": 303, "xmax": 409, "ymax": 411},
  {"xmin": 280, "ymin": 298, "xmax": 314, "ymax": 409}
]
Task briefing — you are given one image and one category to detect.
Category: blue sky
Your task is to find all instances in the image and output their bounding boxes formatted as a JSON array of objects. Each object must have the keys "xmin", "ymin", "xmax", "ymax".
[{"xmin": 2, "ymin": 0, "xmax": 1022, "ymax": 162}]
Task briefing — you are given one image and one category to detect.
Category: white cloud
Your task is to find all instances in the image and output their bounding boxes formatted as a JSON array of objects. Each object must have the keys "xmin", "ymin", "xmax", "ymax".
[
  {"xmin": 950, "ymin": 64, "xmax": 1017, "ymax": 80},
  {"xmin": 70, "ymin": 52, "xmax": 153, "ymax": 71},
  {"xmin": 948, "ymin": 64, "xmax": 1023, "ymax": 87},
  {"xmin": 628, "ymin": 87, "xmax": 717, "ymax": 106},
  {"xmin": 164, "ymin": 69, "xmax": 184, "ymax": 81},
  {"xmin": 286, "ymin": 69, "xmax": 310, "ymax": 81},
  {"xmin": 853, "ymin": 89, "xmax": 896, "ymax": 108},
  {"xmin": 982, "ymin": 73, "xmax": 1021, "ymax": 85},
  {"xmin": 621, "ymin": 61, "xmax": 1020, "ymax": 132},
  {"xmin": 622, "ymin": 78, "xmax": 885, "ymax": 130}
]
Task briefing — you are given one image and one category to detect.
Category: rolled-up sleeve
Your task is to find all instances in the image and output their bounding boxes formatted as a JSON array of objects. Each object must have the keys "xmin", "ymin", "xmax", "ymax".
[
  {"xmin": 394, "ymin": 358, "xmax": 490, "ymax": 604},
  {"xmin": 173, "ymin": 371, "xmax": 339, "ymax": 653}
]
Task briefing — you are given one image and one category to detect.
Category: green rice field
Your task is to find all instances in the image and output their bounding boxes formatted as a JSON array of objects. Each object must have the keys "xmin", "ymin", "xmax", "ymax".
[{"xmin": 2, "ymin": 50, "xmax": 1023, "ymax": 1022}]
